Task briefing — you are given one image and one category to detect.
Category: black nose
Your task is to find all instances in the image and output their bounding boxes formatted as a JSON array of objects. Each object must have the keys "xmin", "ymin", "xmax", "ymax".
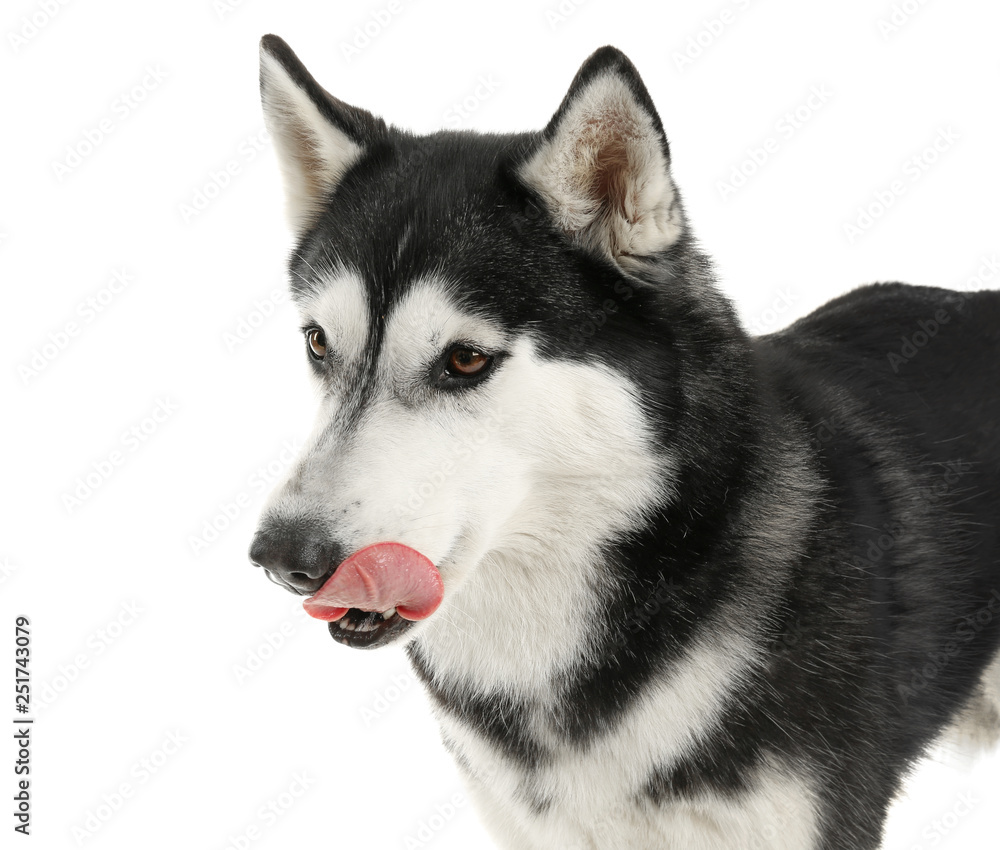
[{"xmin": 249, "ymin": 522, "xmax": 343, "ymax": 595}]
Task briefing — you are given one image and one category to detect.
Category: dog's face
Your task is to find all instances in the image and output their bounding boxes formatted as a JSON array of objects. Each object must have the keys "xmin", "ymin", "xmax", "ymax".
[{"xmin": 250, "ymin": 37, "xmax": 695, "ymax": 651}]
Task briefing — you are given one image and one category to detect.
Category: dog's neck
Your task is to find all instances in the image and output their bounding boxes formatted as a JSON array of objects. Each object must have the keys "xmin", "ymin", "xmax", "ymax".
[
  {"xmin": 406, "ymin": 388, "xmax": 819, "ymax": 707},
  {"xmin": 409, "ymin": 451, "xmax": 671, "ymax": 697}
]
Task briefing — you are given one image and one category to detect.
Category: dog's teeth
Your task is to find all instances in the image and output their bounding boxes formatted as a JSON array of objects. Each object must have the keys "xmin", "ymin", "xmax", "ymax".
[
  {"xmin": 382, "ymin": 608, "xmax": 397, "ymax": 620},
  {"xmin": 339, "ymin": 619, "xmax": 355, "ymax": 631}
]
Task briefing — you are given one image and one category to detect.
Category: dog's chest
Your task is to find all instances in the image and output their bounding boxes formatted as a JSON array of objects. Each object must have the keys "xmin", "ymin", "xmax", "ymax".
[
  {"xmin": 413, "ymin": 593, "xmax": 819, "ymax": 848},
  {"xmin": 436, "ymin": 706, "xmax": 819, "ymax": 850}
]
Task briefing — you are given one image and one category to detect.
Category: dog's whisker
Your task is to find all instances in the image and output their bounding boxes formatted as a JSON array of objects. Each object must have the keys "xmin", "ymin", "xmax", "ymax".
[{"xmin": 248, "ymin": 33, "xmax": 1000, "ymax": 847}]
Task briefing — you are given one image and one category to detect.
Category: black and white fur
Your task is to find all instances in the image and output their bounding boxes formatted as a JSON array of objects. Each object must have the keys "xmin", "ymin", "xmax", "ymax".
[{"xmin": 249, "ymin": 36, "xmax": 1000, "ymax": 849}]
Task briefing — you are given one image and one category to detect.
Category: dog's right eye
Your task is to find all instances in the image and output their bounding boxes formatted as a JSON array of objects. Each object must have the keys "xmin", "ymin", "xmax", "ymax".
[
  {"xmin": 305, "ymin": 327, "xmax": 327, "ymax": 361},
  {"xmin": 447, "ymin": 347, "xmax": 491, "ymax": 377}
]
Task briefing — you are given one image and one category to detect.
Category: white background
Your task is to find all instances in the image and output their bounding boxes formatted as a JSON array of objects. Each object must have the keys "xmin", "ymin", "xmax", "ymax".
[{"xmin": 2, "ymin": 0, "xmax": 999, "ymax": 847}]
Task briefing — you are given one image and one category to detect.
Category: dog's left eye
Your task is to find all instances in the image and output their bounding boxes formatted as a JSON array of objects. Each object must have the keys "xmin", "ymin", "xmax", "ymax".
[
  {"xmin": 305, "ymin": 327, "xmax": 327, "ymax": 361},
  {"xmin": 446, "ymin": 347, "xmax": 491, "ymax": 377}
]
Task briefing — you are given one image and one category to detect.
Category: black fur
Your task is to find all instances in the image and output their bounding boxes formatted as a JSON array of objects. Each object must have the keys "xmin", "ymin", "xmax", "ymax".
[{"xmin": 255, "ymin": 37, "xmax": 1000, "ymax": 849}]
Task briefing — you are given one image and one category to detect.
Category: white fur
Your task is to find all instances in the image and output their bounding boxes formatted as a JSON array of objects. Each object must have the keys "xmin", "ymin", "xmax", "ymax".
[
  {"xmin": 942, "ymin": 648, "xmax": 1000, "ymax": 752},
  {"xmin": 433, "ymin": 608, "xmax": 821, "ymax": 850},
  {"xmin": 260, "ymin": 48, "xmax": 364, "ymax": 233},
  {"xmin": 260, "ymin": 277, "xmax": 671, "ymax": 662},
  {"xmin": 257, "ymin": 276, "xmax": 830, "ymax": 846},
  {"xmin": 414, "ymin": 332, "xmax": 671, "ymax": 691},
  {"xmin": 460, "ymin": 743, "xmax": 819, "ymax": 849},
  {"xmin": 261, "ymin": 276, "xmax": 820, "ymax": 847},
  {"xmin": 260, "ymin": 273, "xmax": 669, "ymax": 662},
  {"xmin": 379, "ymin": 283, "xmax": 510, "ymax": 393},
  {"xmin": 253, "ymin": 44, "xmax": 1000, "ymax": 850},
  {"xmin": 520, "ymin": 72, "xmax": 683, "ymax": 260},
  {"xmin": 297, "ymin": 269, "xmax": 370, "ymax": 367}
]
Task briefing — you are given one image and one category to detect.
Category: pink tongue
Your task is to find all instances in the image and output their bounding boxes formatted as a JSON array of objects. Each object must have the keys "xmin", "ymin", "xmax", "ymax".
[{"xmin": 303, "ymin": 542, "xmax": 443, "ymax": 622}]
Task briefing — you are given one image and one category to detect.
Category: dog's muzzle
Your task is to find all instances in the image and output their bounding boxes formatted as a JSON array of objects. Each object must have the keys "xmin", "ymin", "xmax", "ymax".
[
  {"xmin": 249, "ymin": 519, "xmax": 445, "ymax": 649},
  {"xmin": 248, "ymin": 520, "xmax": 341, "ymax": 596}
]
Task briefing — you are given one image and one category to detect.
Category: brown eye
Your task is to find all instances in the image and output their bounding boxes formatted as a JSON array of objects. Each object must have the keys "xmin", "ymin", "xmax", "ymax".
[
  {"xmin": 447, "ymin": 347, "xmax": 490, "ymax": 377},
  {"xmin": 306, "ymin": 327, "xmax": 327, "ymax": 360}
]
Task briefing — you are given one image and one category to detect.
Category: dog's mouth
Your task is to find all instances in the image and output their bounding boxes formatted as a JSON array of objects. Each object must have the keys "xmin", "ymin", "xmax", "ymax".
[
  {"xmin": 303, "ymin": 542, "xmax": 444, "ymax": 649},
  {"xmin": 326, "ymin": 607, "xmax": 416, "ymax": 648}
]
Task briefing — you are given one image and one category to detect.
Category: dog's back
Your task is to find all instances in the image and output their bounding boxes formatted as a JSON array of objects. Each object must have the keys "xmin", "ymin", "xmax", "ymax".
[{"xmin": 744, "ymin": 284, "xmax": 1000, "ymax": 838}]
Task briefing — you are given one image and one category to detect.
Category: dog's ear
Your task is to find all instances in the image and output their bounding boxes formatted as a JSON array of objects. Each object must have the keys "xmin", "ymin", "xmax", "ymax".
[
  {"xmin": 519, "ymin": 47, "xmax": 684, "ymax": 262},
  {"xmin": 259, "ymin": 35, "xmax": 386, "ymax": 234}
]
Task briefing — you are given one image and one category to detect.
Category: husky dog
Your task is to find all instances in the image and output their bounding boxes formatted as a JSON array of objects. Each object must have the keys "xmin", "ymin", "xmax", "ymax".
[{"xmin": 249, "ymin": 35, "xmax": 1000, "ymax": 849}]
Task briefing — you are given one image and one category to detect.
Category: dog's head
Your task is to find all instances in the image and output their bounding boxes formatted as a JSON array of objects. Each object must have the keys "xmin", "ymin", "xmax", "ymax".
[{"xmin": 249, "ymin": 37, "xmax": 741, "ymax": 654}]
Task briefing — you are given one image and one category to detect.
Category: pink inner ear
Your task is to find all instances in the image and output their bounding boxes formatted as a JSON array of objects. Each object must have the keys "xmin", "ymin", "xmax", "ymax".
[{"xmin": 521, "ymin": 71, "xmax": 679, "ymax": 261}]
